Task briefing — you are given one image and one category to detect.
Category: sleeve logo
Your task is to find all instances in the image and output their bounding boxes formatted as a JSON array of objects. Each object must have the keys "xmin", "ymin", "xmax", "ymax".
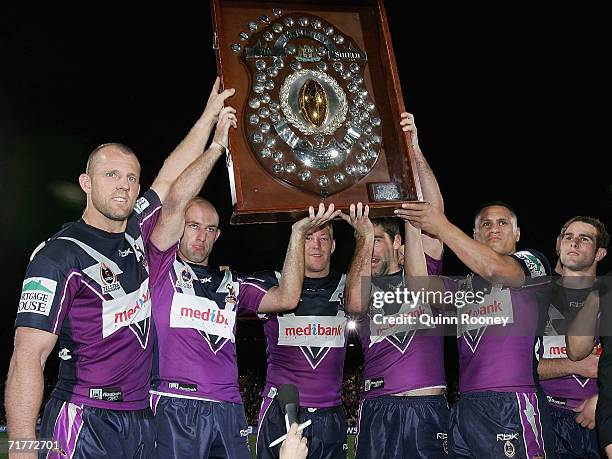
[
  {"xmin": 19, "ymin": 277, "xmax": 57, "ymax": 316},
  {"xmin": 134, "ymin": 197, "xmax": 150, "ymax": 215},
  {"xmin": 514, "ymin": 251, "xmax": 546, "ymax": 277}
]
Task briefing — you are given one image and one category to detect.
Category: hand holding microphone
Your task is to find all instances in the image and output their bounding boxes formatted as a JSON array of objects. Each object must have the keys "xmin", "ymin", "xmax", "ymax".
[
  {"xmin": 270, "ymin": 384, "xmax": 311, "ymax": 451},
  {"xmin": 279, "ymin": 423, "xmax": 308, "ymax": 459}
]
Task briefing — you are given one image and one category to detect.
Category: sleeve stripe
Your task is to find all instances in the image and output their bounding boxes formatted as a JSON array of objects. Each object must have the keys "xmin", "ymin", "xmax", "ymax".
[
  {"xmin": 80, "ymin": 279, "xmax": 105, "ymax": 301},
  {"xmin": 53, "ymin": 271, "xmax": 82, "ymax": 334},
  {"xmin": 139, "ymin": 205, "xmax": 162, "ymax": 227},
  {"xmin": 241, "ymin": 282, "xmax": 268, "ymax": 294}
]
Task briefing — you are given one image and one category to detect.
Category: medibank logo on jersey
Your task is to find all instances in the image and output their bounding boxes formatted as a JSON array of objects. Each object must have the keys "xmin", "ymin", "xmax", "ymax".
[
  {"xmin": 170, "ymin": 292, "xmax": 236, "ymax": 341},
  {"xmin": 180, "ymin": 306, "xmax": 229, "ymax": 325},
  {"xmin": 19, "ymin": 277, "xmax": 57, "ymax": 317},
  {"xmin": 542, "ymin": 336, "xmax": 569, "ymax": 359},
  {"xmin": 284, "ymin": 323, "xmax": 342, "ymax": 337},
  {"xmin": 277, "ymin": 315, "xmax": 347, "ymax": 348},
  {"xmin": 114, "ymin": 288, "xmax": 151, "ymax": 324},
  {"xmin": 102, "ymin": 280, "xmax": 151, "ymax": 338}
]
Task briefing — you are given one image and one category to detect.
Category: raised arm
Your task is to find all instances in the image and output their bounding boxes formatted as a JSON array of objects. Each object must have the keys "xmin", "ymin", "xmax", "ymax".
[
  {"xmin": 400, "ymin": 112, "xmax": 443, "ymax": 260},
  {"xmin": 395, "ymin": 202, "xmax": 526, "ymax": 285},
  {"xmin": 6, "ymin": 327, "xmax": 58, "ymax": 453},
  {"xmin": 149, "ymin": 107, "xmax": 236, "ymax": 251},
  {"xmin": 566, "ymin": 289, "xmax": 600, "ymax": 361},
  {"xmin": 340, "ymin": 203, "xmax": 375, "ymax": 318},
  {"xmin": 258, "ymin": 204, "xmax": 341, "ymax": 313},
  {"xmin": 150, "ymin": 77, "xmax": 235, "ymax": 202}
]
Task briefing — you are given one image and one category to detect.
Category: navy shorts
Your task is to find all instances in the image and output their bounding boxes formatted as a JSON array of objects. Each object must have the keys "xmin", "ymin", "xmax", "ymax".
[
  {"xmin": 449, "ymin": 391, "xmax": 557, "ymax": 459},
  {"xmin": 549, "ymin": 405, "xmax": 601, "ymax": 458},
  {"xmin": 38, "ymin": 396, "xmax": 155, "ymax": 459},
  {"xmin": 151, "ymin": 393, "xmax": 251, "ymax": 459},
  {"xmin": 355, "ymin": 394, "xmax": 450, "ymax": 458},
  {"xmin": 256, "ymin": 394, "xmax": 347, "ymax": 459}
]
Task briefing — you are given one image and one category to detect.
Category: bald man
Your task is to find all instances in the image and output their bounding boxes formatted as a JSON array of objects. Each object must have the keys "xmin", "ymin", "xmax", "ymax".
[
  {"xmin": 148, "ymin": 191, "xmax": 339, "ymax": 458},
  {"xmin": 6, "ymin": 78, "xmax": 235, "ymax": 458}
]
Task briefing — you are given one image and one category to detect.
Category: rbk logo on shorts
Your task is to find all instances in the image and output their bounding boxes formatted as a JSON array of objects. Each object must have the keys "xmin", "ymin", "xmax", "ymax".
[{"xmin": 19, "ymin": 277, "xmax": 57, "ymax": 316}]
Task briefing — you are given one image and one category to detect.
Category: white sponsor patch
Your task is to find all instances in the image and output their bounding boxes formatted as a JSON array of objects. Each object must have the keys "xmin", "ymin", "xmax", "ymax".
[
  {"xmin": 457, "ymin": 287, "xmax": 513, "ymax": 334},
  {"xmin": 19, "ymin": 277, "xmax": 57, "ymax": 316},
  {"xmin": 170, "ymin": 292, "xmax": 236, "ymax": 341},
  {"xmin": 102, "ymin": 279, "xmax": 151, "ymax": 338},
  {"xmin": 277, "ymin": 315, "xmax": 346, "ymax": 347},
  {"xmin": 134, "ymin": 197, "xmax": 150, "ymax": 215},
  {"xmin": 542, "ymin": 335, "xmax": 567, "ymax": 359}
]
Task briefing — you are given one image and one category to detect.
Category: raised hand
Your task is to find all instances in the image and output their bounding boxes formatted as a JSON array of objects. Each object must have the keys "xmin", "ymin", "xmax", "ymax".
[
  {"xmin": 203, "ymin": 76, "xmax": 236, "ymax": 124},
  {"xmin": 339, "ymin": 202, "xmax": 374, "ymax": 239},
  {"xmin": 211, "ymin": 106, "xmax": 237, "ymax": 150},
  {"xmin": 292, "ymin": 203, "xmax": 341, "ymax": 236},
  {"xmin": 399, "ymin": 112, "xmax": 419, "ymax": 151},
  {"xmin": 394, "ymin": 201, "xmax": 448, "ymax": 237}
]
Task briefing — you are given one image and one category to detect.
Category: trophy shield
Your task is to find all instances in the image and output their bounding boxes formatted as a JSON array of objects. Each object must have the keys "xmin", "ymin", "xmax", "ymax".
[{"xmin": 211, "ymin": 0, "xmax": 422, "ymax": 223}]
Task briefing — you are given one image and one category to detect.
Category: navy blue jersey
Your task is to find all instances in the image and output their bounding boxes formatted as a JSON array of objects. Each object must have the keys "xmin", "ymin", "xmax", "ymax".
[
  {"xmin": 256, "ymin": 270, "xmax": 347, "ymax": 408},
  {"xmin": 16, "ymin": 190, "xmax": 161, "ymax": 410}
]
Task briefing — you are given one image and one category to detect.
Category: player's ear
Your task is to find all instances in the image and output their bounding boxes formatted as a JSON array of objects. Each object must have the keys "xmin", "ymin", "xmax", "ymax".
[
  {"xmin": 214, "ymin": 228, "xmax": 221, "ymax": 242},
  {"xmin": 79, "ymin": 173, "xmax": 91, "ymax": 194},
  {"xmin": 596, "ymin": 247, "xmax": 607, "ymax": 262},
  {"xmin": 393, "ymin": 234, "xmax": 402, "ymax": 251},
  {"xmin": 331, "ymin": 239, "xmax": 336, "ymax": 254}
]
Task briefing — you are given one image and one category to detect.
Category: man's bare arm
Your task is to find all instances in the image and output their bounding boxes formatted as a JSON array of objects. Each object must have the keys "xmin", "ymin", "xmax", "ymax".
[
  {"xmin": 567, "ymin": 289, "xmax": 600, "ymax": 361},
  {"xmin": 258, "ymin": 204, "xmax": 341, "ymax": 313},
  {"xmin": 400, "ymin": 112, "xmax": 443, "ymax": 260},
  {"xmin": 150, "ymin": 77, "xmax": 235, "ymax": 202},
  {"xmin": 538, "ymin": 355, "xmax": 598, "ymax": 380},
  {"xmin": 6, "ymin": 328, "xmax": 58, "ymax": 446},
  {"xmin": 149, "ymin": 107, "xmax": 236, "ymax": 251},
  {"xmin": 340, "ymin": 203, "xmax": 374, "ymax": 318}
]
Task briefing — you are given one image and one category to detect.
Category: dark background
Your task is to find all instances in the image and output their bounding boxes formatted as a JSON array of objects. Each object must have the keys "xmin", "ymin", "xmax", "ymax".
[{"xmin": 0, "ymin": 4, "xmax": 608, "ymax": 389}]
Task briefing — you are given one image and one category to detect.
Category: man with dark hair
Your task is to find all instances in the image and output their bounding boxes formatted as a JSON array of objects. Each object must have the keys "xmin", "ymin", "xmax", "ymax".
[
  {"xmin": 397, "ymin": 200, "xmax": 556, "ymax": 458},
  {"xmin": 343, "ymin": 112, "xmax": 448, "ymax": 458},
  {"xmin": 6, "ymin": 78, "xmax": 235, "ymax": 458},
  {"xmin": 539, "ymin": 216, "xmax": 608, "ymax": 458}
]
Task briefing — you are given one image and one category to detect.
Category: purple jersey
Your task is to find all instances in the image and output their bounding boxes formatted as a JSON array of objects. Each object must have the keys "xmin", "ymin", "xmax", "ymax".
[
  {"xmin": 148, "ymin": 243, "xmax": 267, "ymax": 403},
  {"xmin": 15, "ymin": 190, "xmax": 161, "ymax": 410},
  {"xmin": 448, "ymin": 249, "xmax": 551, "ymax": 394},
  {"xmin": 256, "ymin": 270, "xmax": 346, "ymax": 408},
  {"xmin": 540, "ymin": 282, "xmax": 598, "ymax": 410},
  {"xmin": 358, "ymin": 255, "xmax": 445, "ymax": 399}
]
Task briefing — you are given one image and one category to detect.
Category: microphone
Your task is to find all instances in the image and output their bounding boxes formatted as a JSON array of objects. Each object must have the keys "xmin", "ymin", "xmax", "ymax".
[
  {"xmin": 269, "ymin": 384, "xmax": 312, "ymax": 448},
  {"xmin": 278, "ymin": 384, "xmax": 299, "ymax": 432}
]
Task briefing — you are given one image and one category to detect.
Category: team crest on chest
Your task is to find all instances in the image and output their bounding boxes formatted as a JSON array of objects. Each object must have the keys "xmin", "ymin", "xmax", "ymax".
[
  {"xmin": 100, "ymin": 263, "xmax": 120, "ymax": 294},
  {"xmin": 225, "ymin": 283, "xmax": 237, "ymax": 304},
  {"xmin": 175, "ymin": 268, "xmax": 194, "ymax": 289}
]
